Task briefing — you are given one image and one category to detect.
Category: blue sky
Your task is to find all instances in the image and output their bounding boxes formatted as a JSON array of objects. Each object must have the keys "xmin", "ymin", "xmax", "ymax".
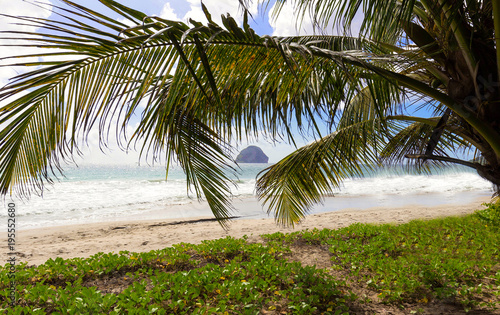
[{"xmin": 0, "ymin": 0, "xmax": 356, "ymax": 164}]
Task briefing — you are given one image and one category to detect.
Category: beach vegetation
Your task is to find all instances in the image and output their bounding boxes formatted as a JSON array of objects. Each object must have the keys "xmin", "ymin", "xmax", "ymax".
[
  {"xmin": 1, "ymin": 210, "xmax": 499, "ymax": 313},
  {"xmin": 476, "ymin": 200, "xmax": 500, "ymax": 227},
  {"xmin": 1, "ymin": 0, "xmax": 500, "ymax": 225}
]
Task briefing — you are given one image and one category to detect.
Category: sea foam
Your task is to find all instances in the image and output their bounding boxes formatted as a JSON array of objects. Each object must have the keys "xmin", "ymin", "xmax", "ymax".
[{"xmin": 2, "ymin": 164, "xmax": 493, "ymax": 229}]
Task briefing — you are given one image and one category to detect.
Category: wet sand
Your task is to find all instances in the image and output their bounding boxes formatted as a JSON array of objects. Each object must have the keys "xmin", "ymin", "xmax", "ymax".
[{"xmin": 5, "ymin": 195, "xmax": 489, "ymax": 266}]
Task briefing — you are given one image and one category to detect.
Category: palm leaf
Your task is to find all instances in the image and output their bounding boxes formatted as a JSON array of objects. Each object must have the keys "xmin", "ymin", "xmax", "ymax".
[
  {"xmin": 256, "ymin": 116, "xmax": 391, "ymax": 226},
  {"xmin": 1, "ymin": 0, "xmax": 497, "ymax": 225}
]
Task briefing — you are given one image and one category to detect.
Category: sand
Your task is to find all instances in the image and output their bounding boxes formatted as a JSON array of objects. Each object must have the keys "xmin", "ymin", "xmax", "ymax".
[{"xmin": 4, "ymin": 196, "xmax": 490, "ymax": 266}]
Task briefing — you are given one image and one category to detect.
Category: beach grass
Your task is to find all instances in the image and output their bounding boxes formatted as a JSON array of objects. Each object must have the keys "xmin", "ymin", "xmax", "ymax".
[{"xmin": 1, "ymin": 204, "xmax": 500, "ymax": 314}]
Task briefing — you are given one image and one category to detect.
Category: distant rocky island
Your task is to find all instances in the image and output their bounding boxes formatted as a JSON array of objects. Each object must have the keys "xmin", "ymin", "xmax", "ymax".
[{"xmin": 235, "ymin": 146, "xmax": 269, "ymax": 163}]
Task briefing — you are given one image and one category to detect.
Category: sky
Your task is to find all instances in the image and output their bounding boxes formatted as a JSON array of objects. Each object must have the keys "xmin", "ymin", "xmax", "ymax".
[{"xmin": 0, "ymin": 0, "xmax": 357, "ymax": 165}]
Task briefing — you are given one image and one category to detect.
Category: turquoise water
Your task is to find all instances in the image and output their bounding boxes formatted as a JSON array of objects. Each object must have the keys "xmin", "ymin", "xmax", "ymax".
[
  {"xmin": 3, "ymin": 163, "xmax": 493, "ymax": 229},
  {"xmin": 60, "ymin": 163, "xmax": 267, "ymax": 182}
]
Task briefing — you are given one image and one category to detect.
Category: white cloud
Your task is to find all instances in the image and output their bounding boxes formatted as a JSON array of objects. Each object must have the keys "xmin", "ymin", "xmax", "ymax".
[
  {"xmin": 268, "ymin": 1, "xmax": 317, "ymax": 36},
  {"xmin": 268, "ymin": 0, "xmax": 362, "ymax": 36},
  {"xmin": 161, "ymin": 0, "xmax": 258, "ymax": 26},
  {"xmin": 0, "ymin": 0, "xmax": 51, "ymax": 21},
  {"xmin": 160, "ymin": 2, "xmax": 180, "ymax": 20},
  {"xmin": 0, "ymin": 0, "xmax": 53, "ymax": 86}
]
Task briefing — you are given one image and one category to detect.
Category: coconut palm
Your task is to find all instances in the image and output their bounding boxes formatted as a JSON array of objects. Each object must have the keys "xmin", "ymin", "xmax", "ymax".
[{"xmin": 1, "ymin": 0, "xmax": 499, "ymax": 225}]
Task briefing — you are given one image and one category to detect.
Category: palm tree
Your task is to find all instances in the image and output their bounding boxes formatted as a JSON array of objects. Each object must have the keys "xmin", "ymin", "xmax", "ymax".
[{"xmin": 1, "ymin": 0, "xmax": 499, "ymax": 226}]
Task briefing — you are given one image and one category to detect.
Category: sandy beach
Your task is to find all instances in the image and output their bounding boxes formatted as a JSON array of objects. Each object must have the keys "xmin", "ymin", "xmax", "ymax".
[{"xmin": 5, "ymin": 195, "xmax": 490, "ymax": 266}]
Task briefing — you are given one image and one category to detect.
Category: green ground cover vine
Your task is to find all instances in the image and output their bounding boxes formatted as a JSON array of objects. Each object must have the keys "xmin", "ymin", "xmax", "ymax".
[{"xmin": 1, "ymin": 205, "xmax": 499, "ymax": 314}]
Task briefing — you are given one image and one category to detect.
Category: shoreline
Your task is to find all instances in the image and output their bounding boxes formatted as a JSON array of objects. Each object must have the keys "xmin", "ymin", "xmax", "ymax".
[
  {"xmin": 5, "ymin": 195, "xmax": 490, "ymax": 266},
  {"xmin": 15, "ymin": 189, "xmax": 493, "ymax": 231}
]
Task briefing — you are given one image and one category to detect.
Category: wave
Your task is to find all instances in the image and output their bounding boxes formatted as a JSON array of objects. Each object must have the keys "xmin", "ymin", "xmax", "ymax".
[{"xmin": 2, "ymin": 164, "xmax": 493, "ymax": 229}]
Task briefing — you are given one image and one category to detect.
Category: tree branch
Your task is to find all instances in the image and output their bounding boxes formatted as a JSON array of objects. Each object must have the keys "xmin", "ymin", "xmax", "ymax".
[
  {"xmin": 492, "ymin": 0, "xmax": 500, "ymax": 82},
  {"xmin": 405, "ymin": 154, "xmax": 478, "ymax": 169},
  {"xmin": 307, "ymin": 50, "xmax": 500, "ymax": 158},
  {"xmin": 437, "ymin": 0, "xmax": 477, "ymax": 79}
]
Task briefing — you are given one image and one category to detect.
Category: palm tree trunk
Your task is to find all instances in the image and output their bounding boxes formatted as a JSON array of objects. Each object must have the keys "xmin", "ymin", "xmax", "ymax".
[{"xmin": 492, "ymin": 0, "xmax": 500, "ymax": 83}]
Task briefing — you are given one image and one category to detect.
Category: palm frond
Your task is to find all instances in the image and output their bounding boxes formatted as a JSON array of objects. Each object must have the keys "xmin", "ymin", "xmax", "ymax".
[
  {"xmin": 256, "ymin": 116, "xmax": 389, "ymax": 226},
  {"xmin": 381, "ymin": 116, "xmax": 477, "ymax": 171},
  {"xmin": 0, "ymin": 1, "xmax": 383, "ymax": 217},
  {"xmin": 1, "ymin": 0, "xmax": 497, "ymax": 225},
  {"xmin": 269, "ymin": 0, "xmax": 418, "ymax": 42}
]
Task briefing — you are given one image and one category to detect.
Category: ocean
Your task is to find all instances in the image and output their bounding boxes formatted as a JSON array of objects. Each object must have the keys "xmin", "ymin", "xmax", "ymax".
[{"xmin": 2, "ymin": 163, "xmax": 494, "ymax": 230}]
